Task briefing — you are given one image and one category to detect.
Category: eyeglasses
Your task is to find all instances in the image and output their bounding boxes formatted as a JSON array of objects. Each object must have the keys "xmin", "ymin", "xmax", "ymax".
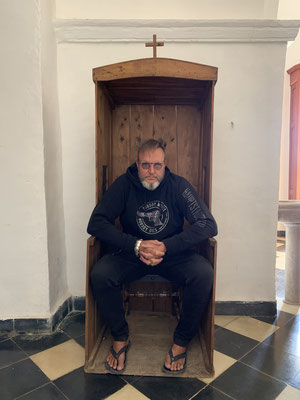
[{"xmin": 139, "ymin": 162, "xmax": 164, "ymax": 170}]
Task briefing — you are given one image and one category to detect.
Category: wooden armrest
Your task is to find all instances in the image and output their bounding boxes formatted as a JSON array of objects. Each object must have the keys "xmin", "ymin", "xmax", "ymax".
[
  {"xmin": 208, "ymin": 238, "xmax": 217, "ymax": 247},
  {"xmin": 87, "ymin": 235, "xmax": 97, "ymax": 246}
]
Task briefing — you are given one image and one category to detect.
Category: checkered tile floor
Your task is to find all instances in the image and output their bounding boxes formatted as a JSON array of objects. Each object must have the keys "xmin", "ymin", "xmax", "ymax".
[{"xmin": 1, "ymin": 239, "xmax": 300, "ymax": 400}]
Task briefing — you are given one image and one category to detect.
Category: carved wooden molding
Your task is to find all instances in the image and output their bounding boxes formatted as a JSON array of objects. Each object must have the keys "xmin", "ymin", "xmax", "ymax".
[{"xmin": 54, "ymin": 19, "xmax": 300, "ymax": 44}]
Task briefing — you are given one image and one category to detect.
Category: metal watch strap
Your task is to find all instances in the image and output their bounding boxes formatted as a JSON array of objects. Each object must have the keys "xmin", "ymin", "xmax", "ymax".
[{"xmin": 134, "ymin": 239, "xmax": 143, "ymax": 257}]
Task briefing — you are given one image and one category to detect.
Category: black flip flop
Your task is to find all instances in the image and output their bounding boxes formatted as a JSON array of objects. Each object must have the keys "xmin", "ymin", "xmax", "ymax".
[
  {"xmin": 162, "ymin": 347, "xmax": 187, "ymax": 374},
  {"xmin": 105, "ymin": 341, "xmax": 131, "ymax": 374}
]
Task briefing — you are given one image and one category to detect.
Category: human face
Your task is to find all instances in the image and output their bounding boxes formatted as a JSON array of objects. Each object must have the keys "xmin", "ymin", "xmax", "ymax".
[{"xmin": 136, "ymin": 148, "xmax": 166, "ymax": 191}]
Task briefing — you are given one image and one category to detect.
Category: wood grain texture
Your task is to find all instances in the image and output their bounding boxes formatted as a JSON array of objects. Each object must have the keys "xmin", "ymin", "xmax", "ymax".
[
  {"xmin": 111, "ymin": 105, "xmax": 130, "ymax": 181},
  {"xmin": 153, "ymin": 105, "xmax": 178, "ymax": 174},
  {"xmin": 85, "ymin": 237, "xmax": 101, "ymax": 363},
  {"xmin": 104, "ymin": 77, "xmax": 209, "ymax": 106},
  {"xmin": 130, "ymin": 105, "xmax": 154, "ymax": 164},
  {"xmin": 177, "ymin": 106, "xmax": 201, "ymax": 187},
  {"xmin": 201, "ymin": 84, "xmax": 214, "ymax": 208},
  {"xmin": 96, "ymin": 84, "xmax": 112, "ymax": 202},
  {"xmin": 93, "ymin": 58, "xmax": 218, "ymax": 82}
]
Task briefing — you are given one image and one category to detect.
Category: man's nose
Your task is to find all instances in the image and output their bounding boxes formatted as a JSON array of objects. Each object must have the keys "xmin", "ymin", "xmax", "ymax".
[{"xmin": 148, "ymin": 164, "xmax": 155, "ymax": 173}]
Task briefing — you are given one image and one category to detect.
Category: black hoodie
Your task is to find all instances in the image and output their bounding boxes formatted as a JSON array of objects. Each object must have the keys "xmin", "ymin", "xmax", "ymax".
[{"xmin": 87, "ymin": 164, "xmax": 217, "ymax": 257}]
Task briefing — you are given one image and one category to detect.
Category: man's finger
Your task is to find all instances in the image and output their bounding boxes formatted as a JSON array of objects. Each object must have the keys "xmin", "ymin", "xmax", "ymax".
[{"xmin": 139, "ymin": 249, "xmax": 164, "ymax": 259}]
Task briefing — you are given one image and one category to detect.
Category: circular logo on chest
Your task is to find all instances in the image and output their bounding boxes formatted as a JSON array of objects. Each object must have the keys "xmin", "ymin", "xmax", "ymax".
[{"xmin": 136, "ymin": 201, "xmax": 169, "ymax": 234}]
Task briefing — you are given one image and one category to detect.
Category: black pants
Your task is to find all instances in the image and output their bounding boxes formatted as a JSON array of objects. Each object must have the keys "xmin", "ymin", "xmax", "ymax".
[{"xmin": 90, "ymin": 251, "xmax": 213, "ymax": 347}]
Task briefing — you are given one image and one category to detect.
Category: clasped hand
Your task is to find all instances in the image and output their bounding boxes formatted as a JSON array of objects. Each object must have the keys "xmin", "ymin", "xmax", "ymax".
[{"xmin": 139, "ymin": 240, "xmax": 166, "ymax": 266}]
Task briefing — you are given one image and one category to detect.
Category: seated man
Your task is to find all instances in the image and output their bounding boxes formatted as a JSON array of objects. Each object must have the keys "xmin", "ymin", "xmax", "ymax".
[{"xmin": 87, "ymin": 139, "xmax": 217, "ymax": 374}]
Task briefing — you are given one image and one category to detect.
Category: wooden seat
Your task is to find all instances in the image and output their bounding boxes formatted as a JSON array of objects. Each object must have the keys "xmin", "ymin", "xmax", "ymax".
[{"xmin": 85, "ymin": 57, "xmax": 218, "ymax": 376}]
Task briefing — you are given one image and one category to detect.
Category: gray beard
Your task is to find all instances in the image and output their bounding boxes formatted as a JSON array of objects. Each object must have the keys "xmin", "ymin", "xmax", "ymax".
[{"xmin": 140, "ymin": 180, "xmax": 161, "ymax": 191}]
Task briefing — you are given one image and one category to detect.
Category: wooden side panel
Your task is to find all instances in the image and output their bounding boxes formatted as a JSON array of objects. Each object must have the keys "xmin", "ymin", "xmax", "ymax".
[
  {"xmin": 201, "ymin": 84, "xmax": 214, "ymax": 208},
  {"xmin": 200, "ymin": 238, "xmax": 217, "ymax": 372},
  {"xmin": 96, "ymin": 83, "xmax": 112, "ymax": 203},
  {"xmin": 289, "ymin": 82, "xmax": 300, "ymax": 199},
  {"xmin": 153, "ymin": 106, "xmax": 178, "ymax": 174},
  {"xmin": 177, "ymin": 106, "xmax": 201, "ymax": 189},
  {"xmin": 130, "ymin": 105, "xmax": 154, "ymax": 164},
  {"xmin": 111, "ymin": 105, "xmax": 130, "ymax": 182},
  {"xmin": 85, "ymin": 237, "xmax": 101, "ymax": 363}
]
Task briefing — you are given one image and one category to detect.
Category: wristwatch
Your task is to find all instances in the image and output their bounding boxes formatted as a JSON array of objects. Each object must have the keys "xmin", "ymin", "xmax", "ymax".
[{"xmin": 134, "ymin": 239, "xmax": 143, "ymax": 257}]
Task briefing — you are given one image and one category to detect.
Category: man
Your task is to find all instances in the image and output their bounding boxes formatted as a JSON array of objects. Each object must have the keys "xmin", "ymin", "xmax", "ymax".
[{"xmin": 87, "ymin": 139, "xmax": 217, "ymax": 374}]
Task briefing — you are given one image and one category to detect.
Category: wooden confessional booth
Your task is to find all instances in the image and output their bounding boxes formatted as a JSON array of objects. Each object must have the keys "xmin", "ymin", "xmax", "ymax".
[{"xmin": 85, "ymin": 58, "xmax": 218, "ymax": 377}]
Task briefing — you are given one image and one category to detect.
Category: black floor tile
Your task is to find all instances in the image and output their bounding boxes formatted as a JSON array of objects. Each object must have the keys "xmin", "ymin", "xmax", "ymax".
[
  {"xmin": 0, "ymin": 339, "xmax": 28, "ymax": 369},
  {"xmin": 0, "ymin": 358, "xmax": 49, "ymax": 400},
  {"xmin": 121, "ymin": 374, "xmax": 141, "ymax": 384},
  {"xmin": 12, "ymin": 331, "xmax": 70, "ymax": 356},
  {"xmin": 193, "ymin": 385, "xmax": 233, "ymax": 399},
  {"xmin": 16, "ymin": 383, "xmax": 67, "ymax": 400},
  {"xmin": 211, "ymin": 361, "xmax": 286, "ymax": 400},
  {"xmin": 59, "ymin": 312, "xmax": 85, "ymax": 339},
  {"xmin": 0, "ymin": 333, "xmax": 12, "ymax": 342},
  {"xmin": 263, "ymin": 315, "xmax": 300, "ymax": 358},
  {"xmin": 54, "ymin": 367, "xmax": 126, "ymax": 400},
  {"xmin": 131, "ymin": 376, "xmax": 205, "ymax": 400},
  {"xmin": 214, "ymin": 326, "xmax": 259, "ymax": 359},
  {"xmin": 254, "ymin": 309, "xmax": 295, "ymax": 328},
  {"xmin": 74, "ymin": 334, "xmax": 85, "ymax": 348},
  {"xmin": 241, "ymin": 341, "xmax": 300, "ymax": 389}
]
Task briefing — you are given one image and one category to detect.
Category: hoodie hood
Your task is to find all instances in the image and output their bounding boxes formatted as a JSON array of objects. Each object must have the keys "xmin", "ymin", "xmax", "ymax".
[{"xmin": 126, "ymin": 163, "xmax": 170, "ymax": 191}]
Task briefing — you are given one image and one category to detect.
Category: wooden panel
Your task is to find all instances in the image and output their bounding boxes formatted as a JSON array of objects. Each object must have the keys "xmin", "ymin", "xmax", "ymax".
[
  {"xmin": 201, "ymin": 84, "xmax": 214, "ymax": 208},
  {"xmin": 289, "ymin": 82, "xmax": 300, "ymax": 199},
  {"xmin": 200, "ymin": 238, "xmax": 217, "ymax": 371},
  {"xmin": 130, "ymin": 105, "xmax": 154, "ymax": 164},
  {"xmin": 93, "ymin": 58, "xmax": 218, "ymax": 83},
  {"xmin": 153, "ymin": 106, "xmax": 178, "ymax": 173},
  {"xmin": 177, "ymin": 106, "xmax": 201, "ymax": 188},
  {"xmin": 111, "ymin": 105, "xmax": 130, "ymax": 182},
  {"xmin": 96, "ymin": 83, "xmax": 112, "ymax": 202},
  {"xmin": 105, "ymin": 77, "xmax": 208, "ymax": 106},
  {"xmin": 85, "ymin": 237, "xmax": 101, "ymax": 363}
]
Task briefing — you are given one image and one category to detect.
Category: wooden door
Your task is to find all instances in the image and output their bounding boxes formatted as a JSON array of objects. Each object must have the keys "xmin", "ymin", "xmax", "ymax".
[{"xmin": 288, "ymin": 64, "xmax": 300, "ymax": 199}]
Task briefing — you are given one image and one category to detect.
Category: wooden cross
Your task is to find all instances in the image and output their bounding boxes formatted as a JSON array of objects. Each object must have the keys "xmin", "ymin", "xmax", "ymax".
[{"xmin": 145, "ymin": 34, "xmax": 164, "ymax": 58}]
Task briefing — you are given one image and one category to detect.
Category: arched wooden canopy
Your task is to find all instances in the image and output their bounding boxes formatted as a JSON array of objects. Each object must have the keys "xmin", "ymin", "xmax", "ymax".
[
  {"xmin": 93, "ymin": 58, "xmax": 218, "ymax": 82},
  {"xmin": 93, "ymin": 58, "xmax": 218, "ymax": 106}
]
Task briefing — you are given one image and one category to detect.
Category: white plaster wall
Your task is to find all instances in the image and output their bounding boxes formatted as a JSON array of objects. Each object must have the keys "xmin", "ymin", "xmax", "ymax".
[
  {"xmin": 57, "ymin": 37, "xmax": 287, "ymax": 301},
  {"xmin": 41, "ymin": 0, "xmax": 69, "ymax": 313},
  {"xmin": 0, "ymin": 0, "xmax": 49, "ymax": 317},
  {"xmin": 56, "ymin": 0, "xmax": 279, "ymax": 19}
]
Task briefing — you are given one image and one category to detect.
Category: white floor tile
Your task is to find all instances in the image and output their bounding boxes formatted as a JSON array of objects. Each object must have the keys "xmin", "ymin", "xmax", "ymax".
[
  {"xmin": 277, "ymin": 298, "xmax": 300, "ymax": 315},
  {"xmin": 276, "ymin": 385, "xmax": 300, "ymax": 399},
  {"xmin": 105, "ymin": 384, "xmax": 150, "ymax": 400},
  {"xmin": 199, "ymin": 350, "xmax": 236, "ymax": 384},
  {"xmin": 30, "ymin": 339, "xmax": 84, "ymax": 380},
  {"xmin": 223, "ymin": 316, "xmax": 279, "ymax": 341},
  {"xmin": 214, "ymin": 315, "xmax": 239, "ymax": 328}
]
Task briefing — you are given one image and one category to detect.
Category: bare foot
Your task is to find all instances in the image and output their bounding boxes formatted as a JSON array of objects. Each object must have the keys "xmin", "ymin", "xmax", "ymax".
[
  {"xmin": 106, "ymin": 340, "xmax": 129, "ymax": 371},
  {"xmin": 164, "ymin": 344, "xmax": 186, "ymax": 372}
]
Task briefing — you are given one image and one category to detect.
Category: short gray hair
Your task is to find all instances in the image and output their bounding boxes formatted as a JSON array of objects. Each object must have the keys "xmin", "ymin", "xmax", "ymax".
[{"xmin": 137, "ymin": 139, "xmax": 165, "ymax": 161}]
